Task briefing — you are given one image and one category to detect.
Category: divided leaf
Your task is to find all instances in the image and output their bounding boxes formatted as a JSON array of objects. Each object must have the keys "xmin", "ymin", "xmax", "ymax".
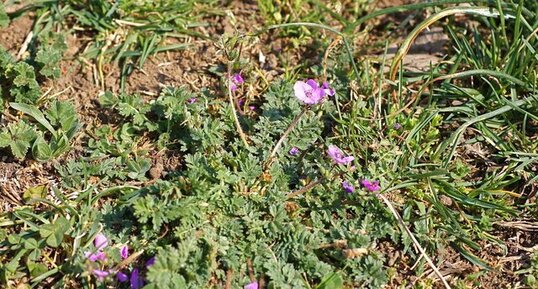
[{"xmin": 39, "ymin": 216, "xmax": 70, "ymax": 248}]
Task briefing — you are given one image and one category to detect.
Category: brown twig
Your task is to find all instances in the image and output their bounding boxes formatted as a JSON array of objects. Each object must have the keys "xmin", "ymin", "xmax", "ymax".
[
  {"xmin": 266, "ymin": 108, "xmax": 307, "ymax": 164},
  {"xmin": 286, "ymin": 178, "xmax": 324, "ymax": 199},
  {"xmin": 322, "ymin": 36, "xmax": 342, "ymax": 82}
]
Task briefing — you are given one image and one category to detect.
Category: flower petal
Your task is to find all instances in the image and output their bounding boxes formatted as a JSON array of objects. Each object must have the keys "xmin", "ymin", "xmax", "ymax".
[
  {"xmin": 306, "ymin": 79, "xmax": 319, "ymax": 89},
  {"xmin": 94, "ymin": 233, "xmax": 108, "ymax": 250},
  {"xmin": 322, "ymin": 82, "xmax": 335, "ymax": 96},
  {"xmin": 293, "ymin": 81, "xmax": 310, "ymax": 103},
  {"xmin": 244, "ymin": 281, "xmax": 259, "ymax": 289},
  {"xmin": 233, "ymin": 73, "xmax": 244, "ymax": 84},
  {"xmin": 93, "ymin": 269, "xmax": 109, "ymax": 281},
  {"xmin": 120, "ymin": 245, "xmax": 129, "ymax": 260},
  {"xmin": 289, "ymin": 147, "xmax": 300, "ymax": 156},
  {"xmin": 361, "ymin": 179, "xmax": 380, "ymax": 192},
  {"xmin": 130, "ymin": 268, "xmax": 144, "ymax": 289},
  {"xmin": 145, "ymin": 256, "xmax": 156, "ymax": 268},
  {"xmin": 117, "ymin": 271, "xmax": 129, "ymax": 282},
  {"xmin": 342, "ymin": 181, "xmax": 355, "ymax": 193},
  {"xmin": 310, "ymin": 87, "xmax": 325, "ymax": 103},
  {"xmin": 85, "ymin": 251, "xmax": 106, "ymax": 262}
]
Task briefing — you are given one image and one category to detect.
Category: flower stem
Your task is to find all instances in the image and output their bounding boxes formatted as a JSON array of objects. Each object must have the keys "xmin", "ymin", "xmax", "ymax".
[
  {"xmin": 267, "ymin": 107, "xmax": 307, "ymax": 161},
  {"xmin": 227, "ymin": 71, "xmax": 249, "ymax": 148}
]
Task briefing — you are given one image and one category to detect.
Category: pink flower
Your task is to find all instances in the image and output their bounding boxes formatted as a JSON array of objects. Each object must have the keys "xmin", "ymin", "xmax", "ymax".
[
  {"xmin": 327, "ymin": 145, "xmax": 354, "ymax": 165},
  {"xmin": 342, "ymin": 181, "xmax": 354, "ymax": 193},
  {"xmin": 244, "ymin": 281, "xmax": 259, "ymax": 289},
  {"xmin": 361, "ymin": 179, "xmax": 380, "ymax": 192},
  {"xmin": 120, "ymin": 245, "xmax": 129, "ymax": 260},
  {"xmin": 322, "ymin": 82, "xmax": 335, "ymax": 96},
  {"xmin": 187, "ymin": 97, "xmax": 197, "ymax": 104},
  {"xmin": 294, "ymin": 79, "xmax": 326, "ymax": 105},
  {"xmin": 230, "ymin": 73, "xmax": 244, "ymax": 92},
  {"xmin": 85, "ymin": 251, "xmax": 107, "ymax": 262},
  {"xmin": 94, "ymin": 233, "xmax": 108, "ymax": 250},
  {"xmin": 92, "ymin": 269, "xmax": 109, "ymax": 281}
]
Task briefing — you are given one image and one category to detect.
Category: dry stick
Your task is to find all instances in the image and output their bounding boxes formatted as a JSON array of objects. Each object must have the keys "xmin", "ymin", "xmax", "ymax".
[
  {"xmin": 16, "ymin": 31, "xmax": 33, "ymax": 60},
  {"xmin": 322, "ymin": 36, "xmax": 343, "ymax": 82},
  {"xmin": 377, "ymin": 193, "xmax": 451, "ymax": 289},
  {"xmin": 267, "ymin": 108, "xmax": 307, "ymax": 161},
  {"xmin": 287, "ymin": 178, "xmax": 324, "ymax": 199}
]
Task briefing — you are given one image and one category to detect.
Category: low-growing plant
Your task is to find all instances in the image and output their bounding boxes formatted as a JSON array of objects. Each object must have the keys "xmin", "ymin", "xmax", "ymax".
[{"xmin": 0, "ymin": 101, "xmax": 80, "ymax": 161}]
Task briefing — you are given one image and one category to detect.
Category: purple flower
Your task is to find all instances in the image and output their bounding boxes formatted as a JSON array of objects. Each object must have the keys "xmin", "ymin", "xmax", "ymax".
[
  {"xmin": 230, "ymin": 73, "xmax": 244, "ymax": 92},
  {"xmin": 289, "ymin": 147, "xmax": 300, "ymax": 156},
  {"xmin": 244, "ymin": 281, "xmax": 259, "ymax": 289},
  {"xmin": 117, "ymin": 271, "xmax": 129, "ymax": 282},
  {"xmin": 145, "ymin": 256, "xmax": 156, "ymax": 267},
  {"xmin": 85, "ymin": 250, "xmax": 107, "ymax": 262},
  {"xmin": 294, "ymin": 79, "xmax": 326, "ymax": 105},
  {"xmin": 93, "ymin": 269, "xmax": 109, "ymax": 281},
  {"xmin": 327, "ymin": 145, "xmax": 354, "ymax": 165},
  {"xmin": 342, "ymin": 181, "xmax": 355, "ymax": 193},
  {"xmin": 187, "ymin": 97, "xmax": 197, "ymax": 104},
  {"xmin": 361, "ymin": 179, "xmax": 380, "ymax": 192},
  {"xmin": 120, "ymin": 245, "xmax": 129, "ymax": 260},
  {"xmin": 322, "ymin": 82, "xmax": 335, "ymax": 96},
  {"xmin": 94, "ymin": 233, "xmax": 108, "ymax": 250},
  {"xmin": 130, "ymin": 268, "xmax": 144, "ymax": 289},
  {"xmin": 393, "ymin": 123, "xmax": 402, "ymax": 130}
]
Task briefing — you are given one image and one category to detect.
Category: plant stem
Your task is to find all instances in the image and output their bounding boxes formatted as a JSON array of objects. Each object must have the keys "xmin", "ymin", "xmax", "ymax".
[
  {"xmin": 268, "ymin": 107, "xmax": 307, "ymax": 161},
  {"xmin": 227, "ymin": 73, "xmax": 249, "ymax": 148}
]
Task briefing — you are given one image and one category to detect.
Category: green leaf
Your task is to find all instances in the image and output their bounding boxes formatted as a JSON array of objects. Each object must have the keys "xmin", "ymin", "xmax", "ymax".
[
  {"xmin": 32, "ymin": 136, "xmax": 53, "ymax": 162},
  {"xmin": 45, "ymin": 101, "xmax": 78, "ymax": 135},
  {"xmin": 0, "ymin": 130, "xmax": 9, "ymax": 148},
  {"xmin": 0, "ymin": 3, "xmax": 9, "ymax": 28},
  {"xmin": 316, "ymin": 272, "xmax": 343, "ymax": 289},
  {"xmin": 50, "ymin": 134, "xmax": 71, "ymax": 157},
  {"xmin": 11, "ymin": 63, "xmax": 37, "ymax": 87},
  {"xmin": 39, "ymin": 216, "xmax": 70, "ymax": 248},
  {"xmin": 27, "ymin": 261, "xmax": 48, "ymax": 278},
  {"xmin": 12, "ymin": 139, "xmax": 31, "ymax": 159},
  {"xmin": 10, "ymin": 103, "xmax": 56, "ymax": 136},
  {"xmin": 23, "ymin": 185, "xmax": 48, "ymax": 203},
  {"xmin": 23, "ymin": 238, "xmax": 40, "ymax": 250},
  {"xmin": 5, "ymin": 121, "xmax": 37, "ymax": 159},
  {"xmin": 35, "ymin": 46, "xmax": 63, "ymax": 79},
  {"xmin": 99, "ymin": 91, "xmax": 119, "ymax": 107}
]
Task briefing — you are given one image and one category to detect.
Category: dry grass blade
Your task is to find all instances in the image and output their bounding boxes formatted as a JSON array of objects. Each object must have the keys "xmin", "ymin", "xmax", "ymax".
[{"xmin": 389, "ymin": 6, "xmax": 505, "ymax": 80}]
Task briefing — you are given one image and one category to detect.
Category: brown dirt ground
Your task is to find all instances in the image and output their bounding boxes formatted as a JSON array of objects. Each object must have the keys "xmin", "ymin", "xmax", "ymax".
[{"xmin": 0, "ymin": 1, "xmax": 536, "ymax": 288}]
